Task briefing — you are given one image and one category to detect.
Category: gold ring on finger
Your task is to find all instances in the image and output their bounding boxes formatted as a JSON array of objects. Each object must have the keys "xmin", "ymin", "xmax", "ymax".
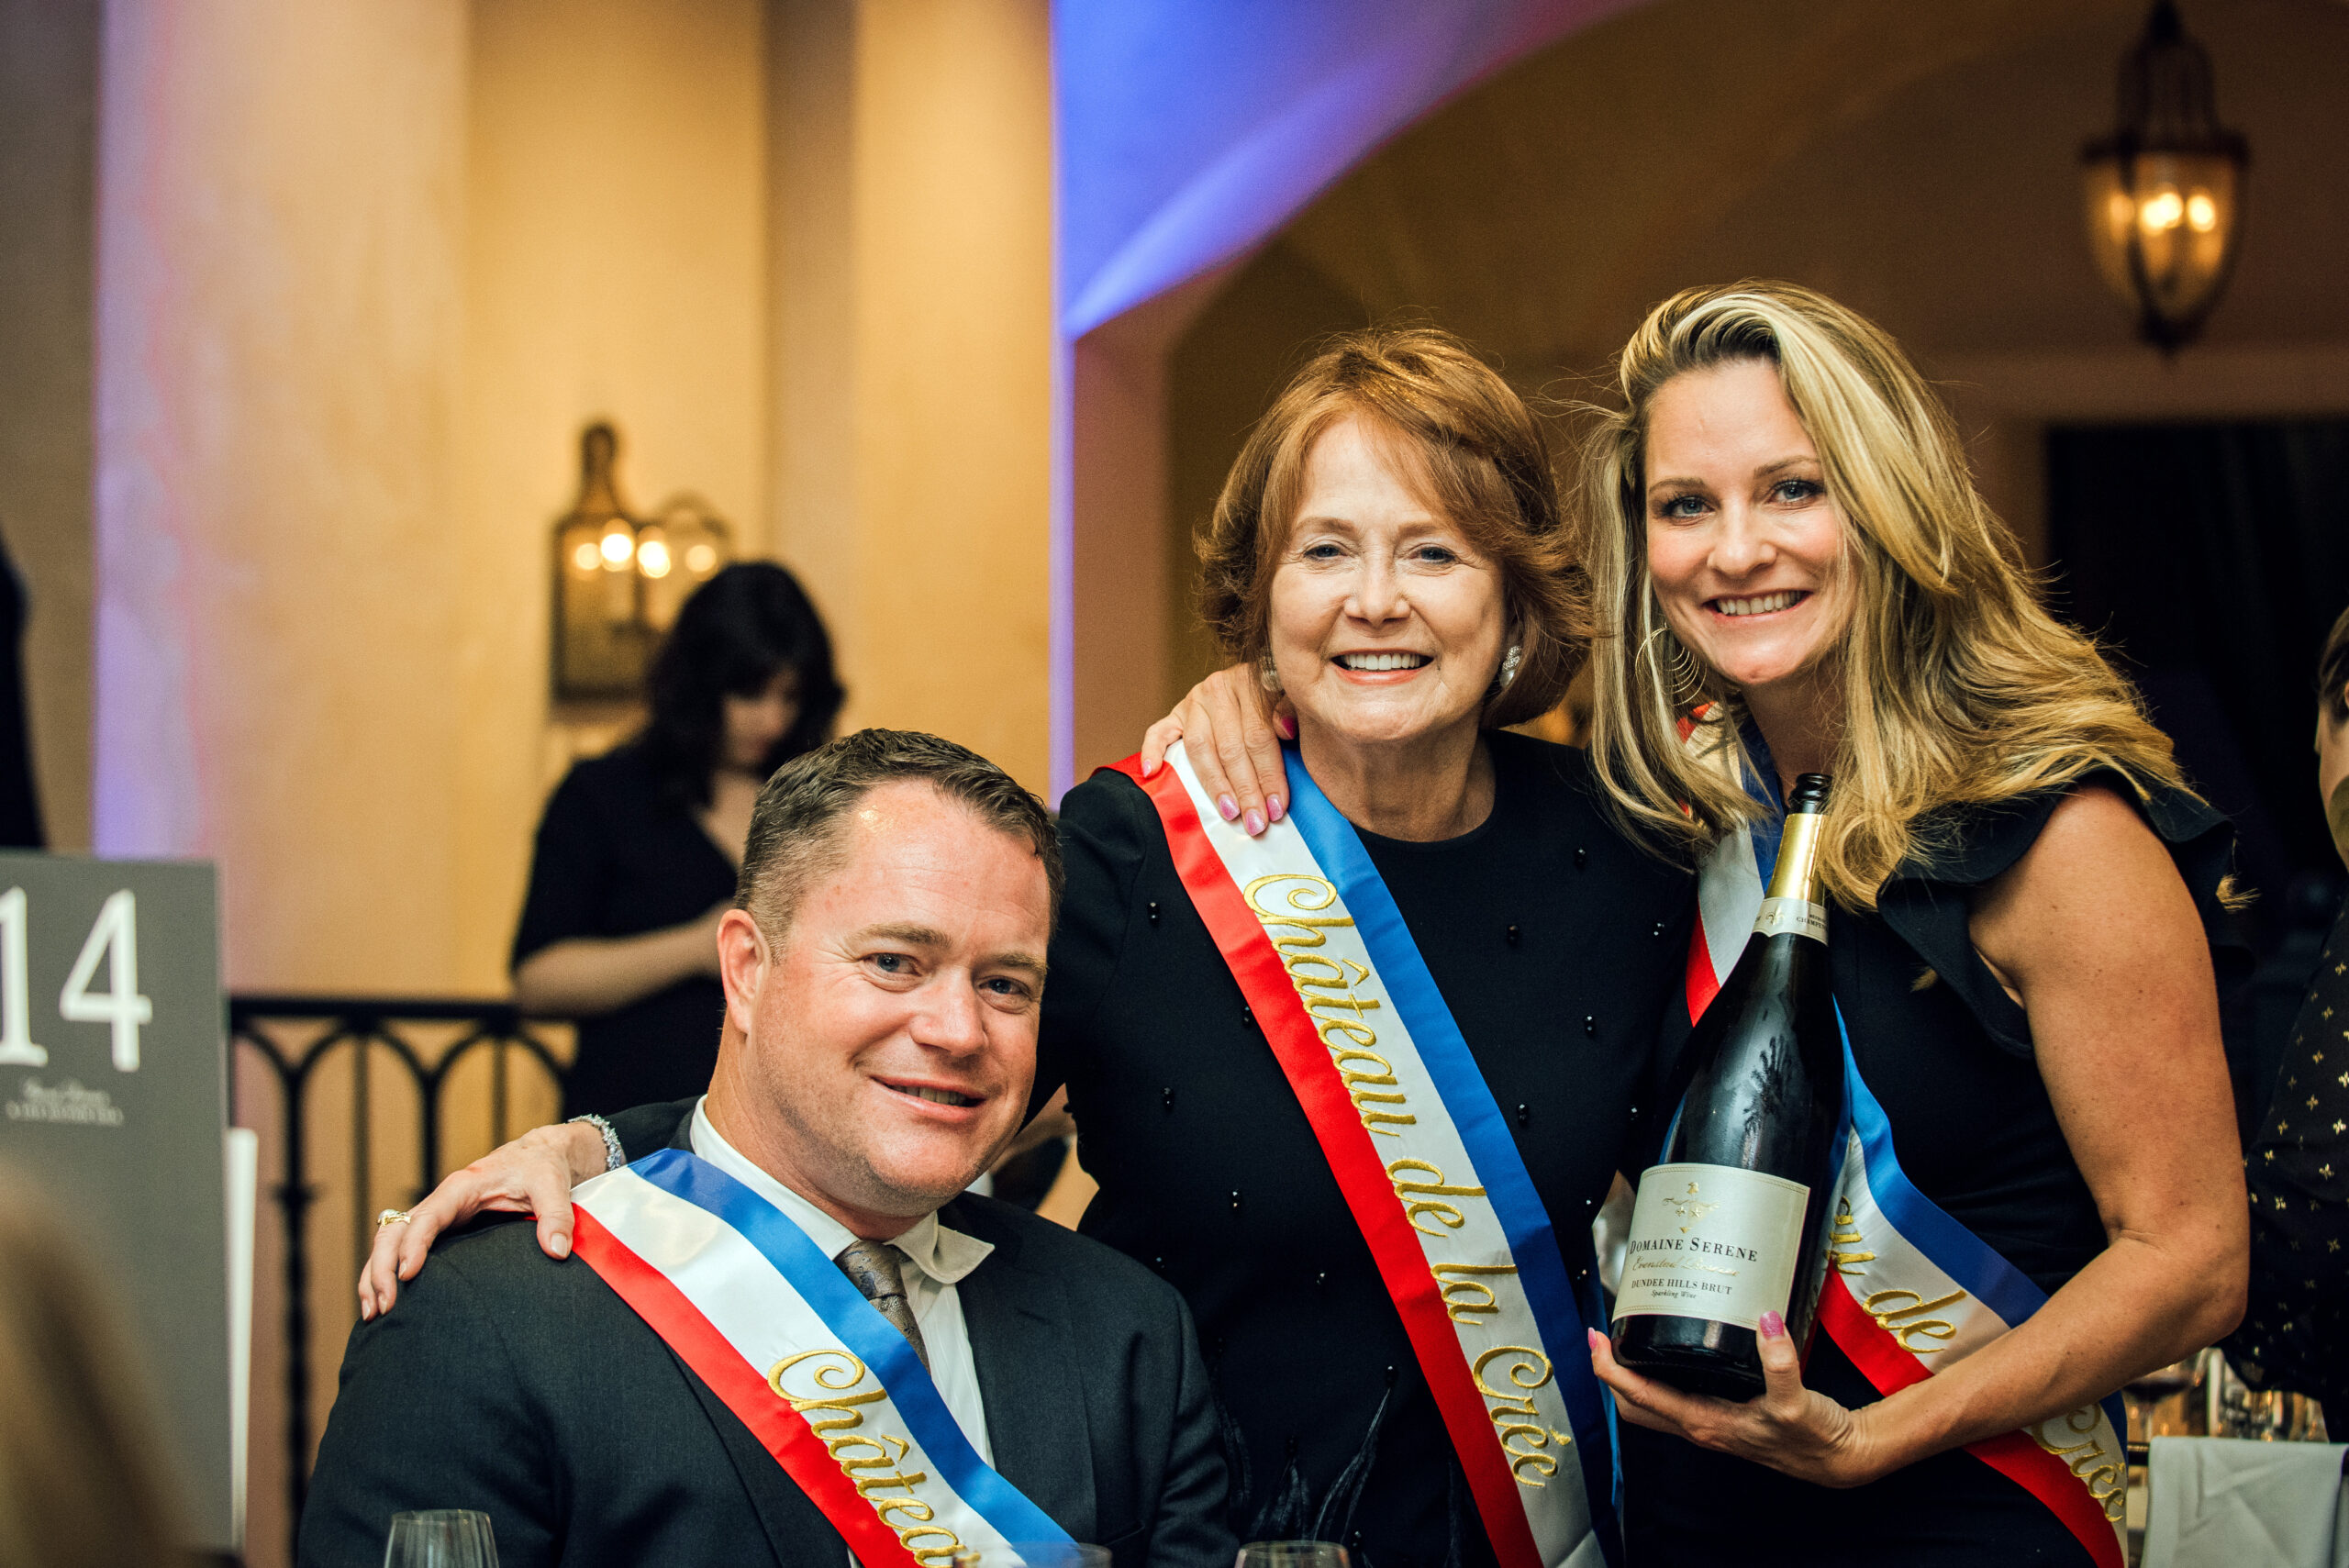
[{"xmin": 375, "ymin": 1208, "xmax": 414, "ymax": 1229}]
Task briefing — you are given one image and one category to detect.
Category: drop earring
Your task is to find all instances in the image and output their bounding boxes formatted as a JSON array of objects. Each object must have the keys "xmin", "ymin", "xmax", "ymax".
[
  {"xmin": 1259, "ymin": 654, "xmax": 1284, "ymax": 694},
  {"xmin": 1497, "ymin": 643, "xmax": 1522, "ymax": 690}
]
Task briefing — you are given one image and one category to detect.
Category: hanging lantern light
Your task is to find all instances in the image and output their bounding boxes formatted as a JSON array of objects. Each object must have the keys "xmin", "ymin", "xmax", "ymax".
[
  {"xmin": 2080, "ymin": 0, "xmax": 2249, "ymax": 354},
  {"xmin": 551, "ymin": 422, "xmax": 731, "ymax": 701}
]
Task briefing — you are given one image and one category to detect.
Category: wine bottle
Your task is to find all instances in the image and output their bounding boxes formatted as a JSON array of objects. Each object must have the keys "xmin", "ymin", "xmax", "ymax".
[{"xmin": 1609, "ymin": 773, "xmax": 1842, "ymax": 1400}]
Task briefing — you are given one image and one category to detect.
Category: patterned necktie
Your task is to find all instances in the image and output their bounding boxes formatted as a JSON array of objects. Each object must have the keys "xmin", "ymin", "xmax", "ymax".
[{"xmin": 835, "ymin": 1238, "xmax": 930, "ymax": 1370}]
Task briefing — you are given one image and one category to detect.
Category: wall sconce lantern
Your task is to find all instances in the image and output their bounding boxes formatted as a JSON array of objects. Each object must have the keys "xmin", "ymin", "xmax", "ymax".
[
  {"xmin": 551, "ymin": 422, "xmax": 730, "ymax": 701},
  {"xmin": 2080, "ymin": 0, "xmax": 2248, "ymax": 354}
]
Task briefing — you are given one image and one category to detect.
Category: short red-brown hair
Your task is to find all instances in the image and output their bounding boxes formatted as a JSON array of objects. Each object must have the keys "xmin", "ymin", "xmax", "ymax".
[{"xmin": 1196, "ymin": 327, "xmax": 1584, "ymax": 728}]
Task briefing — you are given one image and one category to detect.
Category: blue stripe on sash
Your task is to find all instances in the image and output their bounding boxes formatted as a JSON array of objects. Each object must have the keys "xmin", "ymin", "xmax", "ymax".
[
  {"xmin": 629, "ymin": 1148, "xmax": 1072, "ymax": 1548},
  {"xmin": 1286, "ymin": 760, "xmax": 1619, "ymax": 1521},
  {"xmin": 1831, "ymin": 1006, "xmax": 2046, "ymax": 1330},
  {"xmin": 1830, "ymin": 1016, "xmax": 2127, "ymax": 1437}
]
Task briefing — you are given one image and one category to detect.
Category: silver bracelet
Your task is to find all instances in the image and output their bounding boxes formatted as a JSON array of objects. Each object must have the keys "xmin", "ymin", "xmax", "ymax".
[{"xmin": 567, "ymin": 1113, "xmax": 626, "ymax": 1173}]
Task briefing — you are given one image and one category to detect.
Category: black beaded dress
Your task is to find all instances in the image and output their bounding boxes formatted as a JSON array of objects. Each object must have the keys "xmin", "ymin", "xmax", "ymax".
[
  {"xmin": 2224, "ymin": 890, "xmax": 2349, "ymax": 1413},
  {"xmin": 1621, "ymin": 773, "xmax": 2238, "ymax": 1568},
  {"xmin": 1042, "ymin": 734, "xmax": 1693, "ymax": 1568}
]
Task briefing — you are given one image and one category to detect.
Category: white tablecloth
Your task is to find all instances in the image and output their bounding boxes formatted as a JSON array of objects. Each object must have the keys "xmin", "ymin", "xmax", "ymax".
[{"xmin": 2142, "ymin": 1437, "xmax": 2348, "ymax": 1568}]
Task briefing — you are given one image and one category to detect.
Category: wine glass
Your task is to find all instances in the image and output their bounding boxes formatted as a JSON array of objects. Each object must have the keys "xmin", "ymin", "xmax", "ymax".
[
  {"xmin": 1236, "ymin": 1541, "xmax": 1352, "ymax": 1568},
  {"xmin": 384, "ymin": 1509, "xmax": 499, "ymax": 1568},
  {"xmin": 1003, "ymin": 1544, "xmax": 1111, "ymax": 1568}
]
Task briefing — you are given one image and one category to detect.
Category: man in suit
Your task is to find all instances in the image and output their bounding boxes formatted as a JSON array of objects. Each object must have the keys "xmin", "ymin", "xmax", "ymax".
[{"xmin": 300, "ymin": 729, "xmax": 1231, "ymax": 1568}]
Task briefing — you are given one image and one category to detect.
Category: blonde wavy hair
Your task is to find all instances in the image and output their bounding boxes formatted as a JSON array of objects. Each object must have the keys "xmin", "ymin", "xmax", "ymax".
[{"xmin": 1580, "ymin": 281, "xmax": 2194, "ymax": 909}]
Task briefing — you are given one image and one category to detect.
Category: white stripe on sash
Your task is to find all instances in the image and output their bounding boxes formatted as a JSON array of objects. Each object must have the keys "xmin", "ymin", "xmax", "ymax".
[
  {"xmin": 576, "ymin": 1156, "xmax": 1069, "ymax": 1566},
  {"xmin": 1160, "ymin": 744, "xmax": 1609, "ymax": 1568}
]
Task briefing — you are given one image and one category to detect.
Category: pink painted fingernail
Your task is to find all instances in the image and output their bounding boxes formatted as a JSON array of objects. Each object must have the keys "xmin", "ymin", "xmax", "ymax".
[
  {"xmin": 1276, "ymin": 715, "xmax": 1297, "ymax": 740},
  {"xmin": 1586, "ymin": 1328, "xmax": 1605, "ymax": 1351},
  {"xmin": 1218, "ymin": 795, "xmax": 1240, "ymax": 821},
  {"xmin": 1759, "ymin": 1310, "xmax": 1786, "ymax": 1339},
  {"xmin": 1141, "ymin": 758, "xmax": 1158, "ymax": 778},
  {"xmin": 1244, "ymin": 809, "xmax": 1265, "ymax": 836},
  {"xmin": 1267, "ymin": 795, "xmax": 1286, "ymax": 823}
]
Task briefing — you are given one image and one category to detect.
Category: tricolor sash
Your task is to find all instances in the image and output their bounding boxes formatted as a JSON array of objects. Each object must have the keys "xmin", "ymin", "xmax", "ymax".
[
  {"xmin": 1115, "ymin": 743, "xmax": 1617, "ymax": 1568},
  {"xmin": 569, "ymin": 1148, "xmax": 1074, "ymax": 1568},
  {"xmin": 1680, "ymin": 717, "xmax": 2129, "ymax": 1568}
]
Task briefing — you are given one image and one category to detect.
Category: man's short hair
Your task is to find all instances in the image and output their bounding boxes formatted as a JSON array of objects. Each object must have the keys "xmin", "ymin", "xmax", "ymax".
[{"xmin": 735, "ymin": 728, "xmax": 1064, "ymax": 940}]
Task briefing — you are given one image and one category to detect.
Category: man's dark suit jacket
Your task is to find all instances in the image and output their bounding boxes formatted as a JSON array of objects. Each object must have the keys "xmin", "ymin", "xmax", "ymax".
[{"xmin": 298, "ymin": 1133, "xmax": 1232, "ymax": 1568}]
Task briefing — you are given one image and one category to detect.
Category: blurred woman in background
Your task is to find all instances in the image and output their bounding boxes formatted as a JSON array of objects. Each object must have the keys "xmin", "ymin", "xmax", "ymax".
[{"xmin": 514, "ymin": 561, "xmax": 842, "ymax": 1115}]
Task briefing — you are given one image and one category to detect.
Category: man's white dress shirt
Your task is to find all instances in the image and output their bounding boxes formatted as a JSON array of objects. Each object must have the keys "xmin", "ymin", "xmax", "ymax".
[{"xmin": 688, "ymin": 1097, "xmax": 997, "ymax": 1463}]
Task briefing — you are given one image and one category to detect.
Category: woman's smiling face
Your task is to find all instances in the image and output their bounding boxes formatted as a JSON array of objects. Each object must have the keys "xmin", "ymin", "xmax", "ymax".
[
  {"xmin": 1267, "ymin": 414, "xmax": 1508, "ymax": 754},
  {"xmin": 1642, "ymin": 358, "xmax": 1854, "ymax": 699}
]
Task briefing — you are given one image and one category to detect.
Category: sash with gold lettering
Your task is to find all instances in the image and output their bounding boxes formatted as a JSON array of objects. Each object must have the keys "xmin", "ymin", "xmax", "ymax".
[
  {"xmin": 568, "ymin": 1148, "xmax": 1073, "ymax": 1568},
  {"xmin": 1115, "ymin": 742, "xmax": 1617, "ymax": 1568},
  {"xmin": 1681, "ymin": 717, "xmax": 2129, "ymax": 1568}
]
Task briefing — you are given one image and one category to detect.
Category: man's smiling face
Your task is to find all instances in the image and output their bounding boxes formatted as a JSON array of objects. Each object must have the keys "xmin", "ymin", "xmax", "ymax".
[{"xmin": 710, "ymin": 779, "xmax": 1050, "ymax": 1236}]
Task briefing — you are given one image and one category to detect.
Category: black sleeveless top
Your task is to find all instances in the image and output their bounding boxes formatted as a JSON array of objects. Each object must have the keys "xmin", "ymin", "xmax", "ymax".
[
  {"xmin": 513, "ymin": 746, "xmax": 737, "ymax": 1117},
  {"xmin": 1624, "ymin": 773, "xmax": 2236, "ymax": 1568},
  {"xmin": 1044, "ymin": 734, "xmax": 1694, "ymax": 1568}
]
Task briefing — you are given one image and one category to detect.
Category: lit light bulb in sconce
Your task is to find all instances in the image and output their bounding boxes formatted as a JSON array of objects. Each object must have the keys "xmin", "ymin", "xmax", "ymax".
[{"xmin": 551, "ymin": 422, "xmax": 737, "ymax": 701}]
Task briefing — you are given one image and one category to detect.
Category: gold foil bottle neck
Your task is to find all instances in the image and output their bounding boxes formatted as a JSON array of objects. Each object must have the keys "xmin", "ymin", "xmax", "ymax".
[{"xmin": 1756, "ymin": 776, "xmax": 1831, "ymax": 939}]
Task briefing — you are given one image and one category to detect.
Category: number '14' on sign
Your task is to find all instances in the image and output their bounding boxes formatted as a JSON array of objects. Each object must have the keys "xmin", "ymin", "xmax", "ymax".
[{"xmin": 0, "ymin": 888, "xmax": 154, "ymax": 1071}]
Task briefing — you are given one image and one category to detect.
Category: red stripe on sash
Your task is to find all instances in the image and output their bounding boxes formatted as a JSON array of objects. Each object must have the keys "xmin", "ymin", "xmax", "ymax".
[
  {"xmin": 569, "ymin": 1208, "xmax": 922, "ymax": 1568},
  {"xmin": 1683, "ymin": 924, "xmax": 1724, "ymax": 1024},
  {"xmin": 1112, "ymin": 757, "xmax": 1546, "ymax": 1568},
  {"xmin": 1816, "ymin": 1273, "xmax": 2125, "ymax": 1568}
]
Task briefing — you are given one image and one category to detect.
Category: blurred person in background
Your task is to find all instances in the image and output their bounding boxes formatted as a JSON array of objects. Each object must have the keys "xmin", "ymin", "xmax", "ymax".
[
  {"xmin": 514, "ymin": 561, "xmax": 844, "ymax": 1116},
  {"xmin": 0, "ymin": 1169, "xmax": 185, "ymax": 1568},
  {"xmin": 2224, "ymin": 604, "xmax": 2349, "ymax": 1414}
]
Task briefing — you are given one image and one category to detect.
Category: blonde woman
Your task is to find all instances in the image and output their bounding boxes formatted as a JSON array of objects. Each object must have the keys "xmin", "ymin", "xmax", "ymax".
[{"xmin": 1148, "ymin": 284, "xmax": 2246, "ymax": 1567}]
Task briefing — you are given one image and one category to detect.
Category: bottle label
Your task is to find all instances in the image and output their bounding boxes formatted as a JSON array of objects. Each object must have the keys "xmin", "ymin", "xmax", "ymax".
[
  {"xmin": 1611, "ymin": 1162, "xmax": 1809, "ymax": 1332},
  {"xmin": 1753, "ymin": 896, "xmax": 1826, "ymax": 943}
]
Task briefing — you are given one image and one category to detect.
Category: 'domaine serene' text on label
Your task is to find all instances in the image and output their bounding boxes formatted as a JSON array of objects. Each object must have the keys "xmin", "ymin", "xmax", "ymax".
[{"xmin": 1612, "ymin": 1162, "xmax": 1808, "ymax": 1333}]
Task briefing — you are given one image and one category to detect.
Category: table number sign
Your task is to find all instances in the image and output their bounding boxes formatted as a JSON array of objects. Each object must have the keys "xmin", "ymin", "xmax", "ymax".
[{"xmin": 0, "ymin": 855, "xmax": 234, "ymax": 1550}]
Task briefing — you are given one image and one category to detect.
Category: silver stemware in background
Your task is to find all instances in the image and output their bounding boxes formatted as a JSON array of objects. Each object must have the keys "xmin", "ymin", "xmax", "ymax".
[
  {"xmin": 383, "ymin": 1509, "xmax": 499, "ymax": 1568},
  {"xmin": 2202, "ymin": 1346, "xmax": 2331, "ymax": 1442},
  {"xmin": 2122, "ymin": 1353, "xmax": 2200, "ymax": 1446},
  {"xmin": 1236, "ymin": 1541, "xmax": 1353, "ymax": 1568},
  {"xmin": 1002, "ymin": 1543, "xmax": 1113, "ymax": 1568}
]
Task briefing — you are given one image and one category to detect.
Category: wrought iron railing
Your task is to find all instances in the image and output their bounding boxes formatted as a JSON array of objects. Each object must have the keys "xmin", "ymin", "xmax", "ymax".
[{"xmin": 228, "ymin": 995, "xmax": 571, "ymax": 1567}]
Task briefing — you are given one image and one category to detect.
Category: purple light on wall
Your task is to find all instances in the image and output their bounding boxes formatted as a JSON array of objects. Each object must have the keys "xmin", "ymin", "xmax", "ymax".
[{"xmin": 1048, "ymin": 0, "xmax": 1643, "ymax": 792}]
